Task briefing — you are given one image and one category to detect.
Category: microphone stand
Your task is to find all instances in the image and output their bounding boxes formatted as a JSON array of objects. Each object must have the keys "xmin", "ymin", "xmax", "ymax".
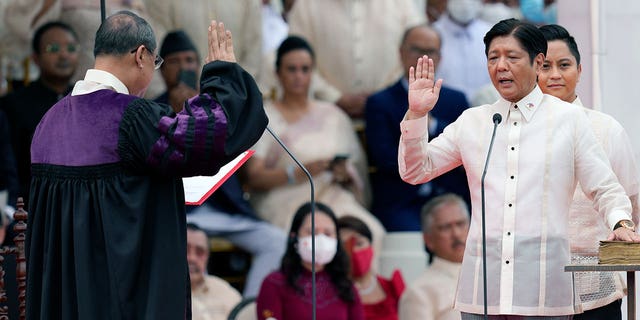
[
  {"xmin": 481, "ymin": 113, "xmax": 502, "ymax": 320},
  {"xmin": 100, "ymin": 0, "xmax": 106, "ymax": 22},
  {"xmin": 265, "ymin": 126, "xmax": 317, "ymax": 320}
]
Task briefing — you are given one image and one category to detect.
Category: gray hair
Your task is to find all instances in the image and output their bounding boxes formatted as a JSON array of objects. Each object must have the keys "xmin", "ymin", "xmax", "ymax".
[
  {"xmin": 94, "ymin": 10, "xmax": 156, "ymax": 57},
  {"xmin": 420, "ymin": 193, "xmax": 469, "ymax": 234}
]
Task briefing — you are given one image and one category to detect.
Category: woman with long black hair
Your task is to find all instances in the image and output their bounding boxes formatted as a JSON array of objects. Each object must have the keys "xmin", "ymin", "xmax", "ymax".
[{"xmin": 256, "ymin": 201, "xmax": 364, "ymax": 320}]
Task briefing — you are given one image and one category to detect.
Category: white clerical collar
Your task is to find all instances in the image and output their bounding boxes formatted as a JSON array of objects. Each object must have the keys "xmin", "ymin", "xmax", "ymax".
[{"xmin": 72, "ymin": 69, "xmax": 129, "ymax": 96}]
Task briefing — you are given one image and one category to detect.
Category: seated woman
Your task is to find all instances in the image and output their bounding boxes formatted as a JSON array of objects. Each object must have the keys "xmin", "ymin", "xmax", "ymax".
[
  {"xmin": 245, "ymin": 35, "xmax": 385, "ymax": 250},
  {"xmin": 338, "ymin": 216, "xmax": 405, "ymax": 320},
  {"xmin": 256, "ymin": 202, "xmax": 364, "ymax": 320}
]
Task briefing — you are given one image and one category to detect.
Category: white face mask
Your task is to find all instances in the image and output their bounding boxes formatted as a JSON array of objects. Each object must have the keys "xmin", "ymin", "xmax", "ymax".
[
  {"xmin": 447, "ymin": 0, "xmax": 482, "ymax": 25},
  {"xmin": 297, "ymin": 234, "xmax": 338, "ymax": 266}
]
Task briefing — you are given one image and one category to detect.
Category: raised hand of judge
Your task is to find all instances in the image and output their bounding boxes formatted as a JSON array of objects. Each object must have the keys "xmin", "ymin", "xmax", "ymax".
[
  {"xmin": 205, "ymin": 20, "xmax": 236, "ymax": 64},
  {"xmin": 407, "ymin": 55, "xmax": 443, "ymax": 120}
]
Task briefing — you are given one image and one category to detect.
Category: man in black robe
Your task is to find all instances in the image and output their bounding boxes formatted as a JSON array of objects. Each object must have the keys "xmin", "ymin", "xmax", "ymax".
[{"xmin": 26, "ymin": 11, "xmax": 267, "ymax": 320}]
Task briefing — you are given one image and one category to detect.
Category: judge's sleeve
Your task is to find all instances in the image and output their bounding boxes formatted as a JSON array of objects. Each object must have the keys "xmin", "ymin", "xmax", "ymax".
[{"xmin": 118, "ymin": 61, "xmax": 268, "ymax": 177}]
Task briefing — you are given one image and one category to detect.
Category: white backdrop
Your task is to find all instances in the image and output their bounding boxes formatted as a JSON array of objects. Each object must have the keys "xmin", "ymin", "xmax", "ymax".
[
  {"xmin": 559, "ymin": 0, "xmax": 640, "ymax": 169},
  {"xmin": 560, "ymin": 2, "xmax": 640, "ymax": 318}
]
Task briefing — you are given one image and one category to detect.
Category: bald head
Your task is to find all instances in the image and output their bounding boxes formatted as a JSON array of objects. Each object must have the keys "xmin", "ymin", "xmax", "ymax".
[
  {"xmin": 94, "ymin": 10, "xmax": 156, "ymax": 58},
  {"xmin": 399, "ymin": 24, "xmax": 442, "ymax": 78},
  {"xmin": 92, "ymin": 11, "xmax": 159, "ymax": 97}
]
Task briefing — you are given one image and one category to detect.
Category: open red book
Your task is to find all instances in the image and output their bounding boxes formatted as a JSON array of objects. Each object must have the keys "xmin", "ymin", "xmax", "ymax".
[{"xmin": 182, "ymin": 150, "xmax": 254, "ymax": 205}]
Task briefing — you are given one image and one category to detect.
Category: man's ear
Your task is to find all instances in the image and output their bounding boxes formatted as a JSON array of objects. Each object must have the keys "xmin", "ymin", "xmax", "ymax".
[
  {"xmin": 132, "ymin": 45, "xmax": 145, "ymax": 68},
  {"xmin": 577, "ymin": 63, "xmax": 582, "ymax": 82},
  {"xmin": 534, "ymin": 52, "xmax": 545, "ymax": 72},
  {"xmin": 31, "ymin": 53, "xmax": 41, "ymax": 68},
  {"xmin": 423, "ymin": 233, "xmax": 434, "ymax": 252}
]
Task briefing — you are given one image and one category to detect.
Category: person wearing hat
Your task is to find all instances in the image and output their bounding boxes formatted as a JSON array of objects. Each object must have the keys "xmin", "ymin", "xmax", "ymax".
[{"xmin": 155, "ymin": 30, "xmax": 201, "ymax": 112}]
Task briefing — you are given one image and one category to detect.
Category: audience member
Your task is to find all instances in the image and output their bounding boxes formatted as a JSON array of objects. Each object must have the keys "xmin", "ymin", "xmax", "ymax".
[
  {"xmin": 145, "ymin": 0, "xmax": 262, "ymax": 78},
  {"xmin": 186, "ymin": 174, "xmax": 287, "ymax": 298},
  {"xmin": 338, "ymin": 215, "xmax": 405, "ymax": 320},
  {"xmin": 256, "ymin": 202, "xmax": 365, "ymax": 320},
  {"xmin": 154, "ymin": 30, "xmax": 200, "ymax": 112},
  {"xmin": 538, "ymin": 24, "xmax": 640, "ymax": 320},
  {"xmin": 0, "ymin": 110, "xmax": 18, "ymax": 215},
  {"xmin": 155, "ymin": 29, "xmax": 287, "ymax": 297},
  {"xmin": 26, "ymin": 13, "xmax": 267, "ymax": 319},
  {"xmin": 187, "ymin": 223, "xmax": 242, "ymax": 320},
  {"xmin": 256, "ymin": 0, "xmax": 291, "ymax": 102},
  {"xmin": 261, "ymin": 0, "xmax": 289, "ymax": 55},
  {"xmin": 1, "ymin": 0, "xmax": 59, "ymax": 90},
  {"xmin": 433, "ymin": 0, "xmax": 492, "ymax": 101},
  {"xmin": 55, "ymin": 0, "xmax": 163, "ymax": 84},
  {"xmin": 399, "ymin": 18, "xmax": 638, "ymax": 318},
  {"xmin": 479, "ymin": 0, "xmax": 523, "ymax": 25},
  {"xmin": 245, "ymin": 36, "xmax": 385, "ymax": 252},
  {"xmin": 287, "ymin": 0, "xmax": 425, "ymax": 117},
  {"xmin": 520, "ymin": 0, "xmax": 557, "ymax": 25},
  {"xmin": 426, "ymin": 0, "xmax": 447, "ymax": 24},
  {"xmin": 1, "ymin": 21, "xmax": 79, "ymax": 205},
  {"xmin": 281, "ymin": 0, "xmax": 296, "ymax": 20},
  {"xmin": 398, "ymin": 194, "xmax": 469, "ymax": 320},
  {"xmin": 365, "ymin": 24, "xmax": 470, "ymax": 232}
]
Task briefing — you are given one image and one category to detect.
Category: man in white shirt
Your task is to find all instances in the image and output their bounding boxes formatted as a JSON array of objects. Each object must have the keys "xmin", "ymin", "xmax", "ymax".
[
  {"xmin": 287, "ymin": 0, "xmax": 425, "ymax": 117},
  {"xmin": 187, "ymin": 223, "xmax": 242, "ymax": 320},
  {"xmin": 399, "ymin": 193, "xmax": 469, "ymax": 320},
  {"xmin": 433, "ymin": 0, "xmax": 492, "ymax": 101},
  {"xmin": 398, "ymin": 18, "xmax": 640, "ymax": 319}
]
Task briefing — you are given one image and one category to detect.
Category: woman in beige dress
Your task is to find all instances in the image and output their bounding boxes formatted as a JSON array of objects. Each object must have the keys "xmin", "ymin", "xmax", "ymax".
[{"xmin": 245, "ymin": 35, "xmax": 385, "ymax": 251}]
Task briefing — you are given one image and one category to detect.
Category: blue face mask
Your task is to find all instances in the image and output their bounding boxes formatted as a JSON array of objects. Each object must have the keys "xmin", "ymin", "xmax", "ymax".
[{"xmin": 520, "ymin": 0, "xmax": 557, "ymax": 24}]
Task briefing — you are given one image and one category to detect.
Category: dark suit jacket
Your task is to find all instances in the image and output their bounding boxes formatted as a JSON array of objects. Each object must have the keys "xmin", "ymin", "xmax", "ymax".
[
  {"xmin": 0, "ymin": 110, "xmax": 18, "ymax": 206},
  {"xmin": 1, "ymin": 79, "xmax": 71, "ymax": 205},
  {"xmin": 204, "ymin": 173, "xmax": 260, "ymax": 220},
  {"xmin": 365, "ymin": 78, "xmax": 471, "ymax": 231}
]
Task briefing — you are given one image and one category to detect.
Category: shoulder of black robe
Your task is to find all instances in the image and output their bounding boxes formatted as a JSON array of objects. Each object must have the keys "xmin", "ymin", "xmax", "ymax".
[{"xmin": 118, "ymin": 61, "xmax": 267, "ymax": 177}]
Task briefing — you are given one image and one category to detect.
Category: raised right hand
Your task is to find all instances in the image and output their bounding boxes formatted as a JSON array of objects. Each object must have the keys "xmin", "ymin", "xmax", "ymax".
[
  {"xmin": 407, "ymin": 55, "xmax": 443, "ymax": 119},
  {"xmin": 205, "ymin": 20, "xmax": 236, "ymax": 64}
]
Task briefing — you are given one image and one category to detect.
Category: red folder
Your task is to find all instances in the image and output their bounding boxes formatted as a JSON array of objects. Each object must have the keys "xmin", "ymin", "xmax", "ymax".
[{"xmin": 183, "ymin": 150, "xmax": 254, "ymax": 205}]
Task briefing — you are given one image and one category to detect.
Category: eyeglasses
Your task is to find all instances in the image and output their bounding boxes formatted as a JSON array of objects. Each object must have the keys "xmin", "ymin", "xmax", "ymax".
[
  {"xmin": 45, "ymin": 43, "xmax": 79, "ymax": 54},
  {"xmin": 130, "ymin": 45, "xmax": 164, "ymax": 70}
]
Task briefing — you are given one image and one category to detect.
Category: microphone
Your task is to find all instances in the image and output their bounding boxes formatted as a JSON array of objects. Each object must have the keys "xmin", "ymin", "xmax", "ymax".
[
  {"xmin": 481, "ymin": 113, "xmax": 501, "ymax": 319},
  {"xmin": 264, "ymin": 126, "xmax": 318, "ymax": 320},
  {"xmin": 492, "ymin": 113, "xmax": 502, "ymax": 125}
]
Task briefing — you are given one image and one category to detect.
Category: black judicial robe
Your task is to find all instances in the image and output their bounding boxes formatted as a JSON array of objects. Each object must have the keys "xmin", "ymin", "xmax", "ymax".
[{"xmin": 26, "ymin": 61, "xmax": 267, "ymax": 320}]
